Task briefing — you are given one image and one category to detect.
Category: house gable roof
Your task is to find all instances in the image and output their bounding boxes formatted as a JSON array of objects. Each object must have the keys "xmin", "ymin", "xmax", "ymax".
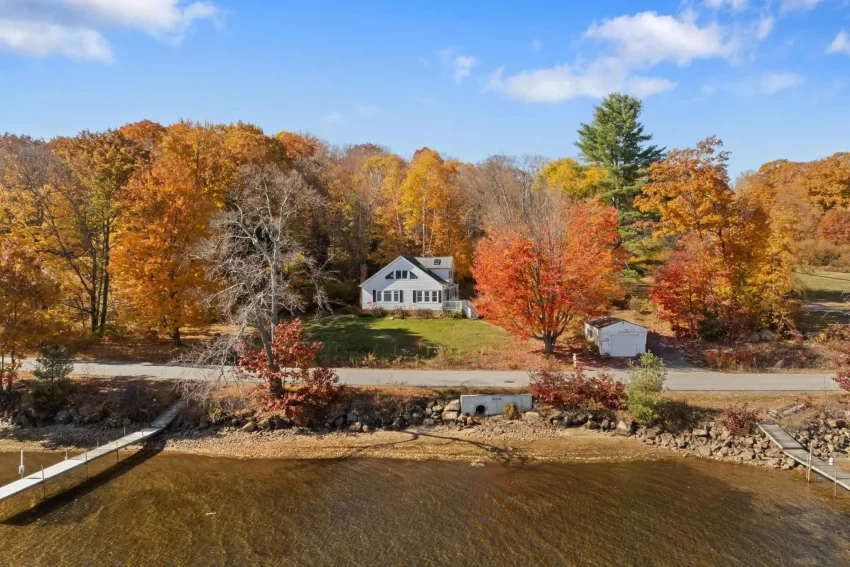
[
  {"xmin": 359, "ymin": 256, "xmax": 449, "ymax": 287},
  {"xmin": 414, "ymin": 256, "xmax": 454, "ymax": 270},
  {"xmin": 586, "ymin": 317, "xmax": 646, "ymax": 330}
]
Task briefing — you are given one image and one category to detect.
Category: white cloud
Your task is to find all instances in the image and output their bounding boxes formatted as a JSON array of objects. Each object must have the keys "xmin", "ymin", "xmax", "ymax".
[
  {"xmin": 453, "ymin": 55, "xmax": 477, "ymax": 82},
  {"xmin": 485, "ymin": 58, "xmax": 674, "ymax": 102},
  {"xmin": 627, "ymin": 75, "xmax": 677, "ymax": 97},
  {"xmin": 758, "ymin": 72, "xmax": 805, "ymax": 94},
  {"xmin": 827, "ymin": 30, "xmax": 850, "ymax": 55},
  {"xmin": 704, "ymin": 0, "xmax": 748, "ymax": 10},
  {"xmin": 355, "ymin": 103, "xmax": 381, "ymax": 116},
  {"xmin": 0, "ymin": 19, "xmax": 112, "ymax": 61},
  {"xmin": 531, "ymin": 39, "xmax": 543, "ymax": 51},
  {"xmin": 319, "ymin": 112, "xmax": 342, "ymax": 127},
  {"xmin": 584, "ymin": 12, "xmax": 739, "ymax": 66},
  {"xmin": 0, "ymin": 0, "xmax": 217, "ymax": 61},
  {"xmin": 755, "ymin": 16, "xmax": 774, "ymax": 40},
  {"xmin": 779, "ymin": 0, "xmax": 822, "ymax": 13},
  {"xmin": 488, "ymin": 12, "xmax": 737, "ymax": 103}
]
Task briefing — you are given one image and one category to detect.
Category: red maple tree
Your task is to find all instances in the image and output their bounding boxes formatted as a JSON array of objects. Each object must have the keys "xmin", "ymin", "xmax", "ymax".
[
  {"xmin": 236, "ymin": 319, "xmax": 342, "ymax": 424},
  {"xmin": 471, "ymin": 200, "xmax": 624, "ymax": 355}
]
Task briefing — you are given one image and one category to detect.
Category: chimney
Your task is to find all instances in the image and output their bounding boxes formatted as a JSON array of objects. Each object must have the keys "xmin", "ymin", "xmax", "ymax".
[{"xmin": 359, "ymin": 264, "xmax": 368, "ymax": 284}]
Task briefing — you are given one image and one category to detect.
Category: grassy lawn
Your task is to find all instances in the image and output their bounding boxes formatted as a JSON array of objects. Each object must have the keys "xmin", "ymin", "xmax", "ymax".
[
  {"xmin": 303, "ymin": 315, "xmax": 513, "ymax": 367},
  {"xmin": 796, "ymin": 269, "xmax": 850, "ymax": 303}
]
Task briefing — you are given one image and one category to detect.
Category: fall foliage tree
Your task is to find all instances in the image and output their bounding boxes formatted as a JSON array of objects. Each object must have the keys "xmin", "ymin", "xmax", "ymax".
[
  {"xmin": 236, "ymin": 319, "xmax": 341, "ymax": 414},
  {"xmin": 472, "ymin": 196, "xmax": 624, "ymax": 354},
  {"xmin": 538, "ymin": 158, "xmax": 607, "ymax": 199},
  {"xmin": 0, "ymin": 239, "xmax": 61, "ymax": 391},
  {"xmin": 641, "ymin": 137, "xmax": 798, "ymax": 337},
  {"xmin": 817, "ymin": 209, "xmax": 850, "ymax": 246}
]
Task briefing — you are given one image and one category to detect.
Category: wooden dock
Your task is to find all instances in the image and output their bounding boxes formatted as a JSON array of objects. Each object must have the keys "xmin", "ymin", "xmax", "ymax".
[
  {"xmin": 759, "ymin": 422, "xmax": 850, "ymax": 492},
  {"xmin": 0, "ymin": 401, "xmax": 182, "ymax": 505}
]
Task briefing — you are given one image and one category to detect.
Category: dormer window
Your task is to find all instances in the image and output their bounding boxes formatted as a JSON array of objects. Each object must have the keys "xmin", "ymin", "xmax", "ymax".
[
  {"xmin": 433, "ymin": 259, "xmax": 441, "ymax": 265},
  {"xmin": 385, "ymin": 272, "xmax": 394, "ymax": 279}
]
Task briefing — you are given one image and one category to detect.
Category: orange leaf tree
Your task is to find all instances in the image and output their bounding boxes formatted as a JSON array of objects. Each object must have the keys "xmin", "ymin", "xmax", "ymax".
[
  {"xmin": 0, "ymin": 239, "xmax": 61, "ymax": 391},
  {"xmin": 472, "ymin": 198, "xmax": 624, "ymax": 355}
]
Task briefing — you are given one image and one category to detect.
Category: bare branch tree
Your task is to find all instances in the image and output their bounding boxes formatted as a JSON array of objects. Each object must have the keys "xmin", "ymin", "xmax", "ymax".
[{"xmin": 189, "ymin": 163, "xmax": 331, "ymax": 397}]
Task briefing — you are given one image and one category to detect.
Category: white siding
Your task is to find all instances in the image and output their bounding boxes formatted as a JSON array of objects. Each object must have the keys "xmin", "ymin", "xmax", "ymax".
[
  {"xmin": 360, "ymin": 257, "xmax": 445, "ymax": 310},
  {"xmin": 584, "ymin": 321, "xmax": 647, "ymax": 357},
  {"xmin": 430, "ymin": 267, "xmax": 452, "ymax": 281}
]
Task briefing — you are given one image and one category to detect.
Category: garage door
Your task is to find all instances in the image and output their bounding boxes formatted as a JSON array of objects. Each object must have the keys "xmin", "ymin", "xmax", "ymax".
[{"xmin": 609, "ymin": 334, "xmax": 637, "ymax": 357}]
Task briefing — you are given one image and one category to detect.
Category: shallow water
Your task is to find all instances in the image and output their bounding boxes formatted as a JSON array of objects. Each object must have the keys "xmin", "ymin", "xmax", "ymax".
[{"xmin": 0, "ymin": 451, "xmax": 849, "ymax": 566}]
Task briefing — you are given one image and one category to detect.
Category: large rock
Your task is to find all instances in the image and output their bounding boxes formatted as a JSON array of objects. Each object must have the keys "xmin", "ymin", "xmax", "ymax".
[
  {"xmin": 695, "ymin": 445, "xmax": 713, "ymax": 457},
  {"xmin": 615, "ymin": 420, "xmax": 633, "ymax": 436},
  {"xmin": 441, "ymin": 410, "xmax": 459, "ymax": 422},
  {"xmin": 740, "ymin": 450, "xmax": 755, "ymax": 461},
  {"xmin": 585, "ymin": 419, "xmax": 601, "ymax": 430},
  {"xmin": 524, "ymin": 411, "xmax": 542, "ymax": 423},
  {"xmin": 444, "ymin": 399, "xmax": 461, "ymax": 412},
  {"xmin": 758, "ymin": 329, "xmax": 774, "ymax": 341},
  {"xmin": 692, "ymin": 427, "xmax": 709, "ymax": 437},
  {"xmin": 86, "ymin": 412, "xmax": 103, "ymax": 424},
  {"xmin": 241, "ymin": 421, "xmax": 258, "ymax": 433},
  {"xmin": 348, "ymin": 421, "xmax": 363, "ymax": 433},
  {"xmin": 53, "ymin": 410, "xmax": 73, "ymax": 425}
]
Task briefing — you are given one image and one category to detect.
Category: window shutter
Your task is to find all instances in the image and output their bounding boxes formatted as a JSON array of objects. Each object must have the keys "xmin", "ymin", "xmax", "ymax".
[
  {"xmin": 399, "ymin": 290, "xmax": 404, "ymax": 303},
  {"xmin": 438, "ymin": 291, "xmax": 442, "ymax": 303}
]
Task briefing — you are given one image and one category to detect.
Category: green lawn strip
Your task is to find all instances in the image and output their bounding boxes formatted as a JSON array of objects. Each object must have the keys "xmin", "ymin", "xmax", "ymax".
[{"xmin": 303, "ymin": 315, "xmax": 512, "ymax": 364}]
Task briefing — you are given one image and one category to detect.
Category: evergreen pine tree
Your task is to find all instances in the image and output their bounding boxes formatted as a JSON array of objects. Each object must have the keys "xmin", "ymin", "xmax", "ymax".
[{"xmin": 575, "ymin": 93, "xmax": 665, "ymax": 230}]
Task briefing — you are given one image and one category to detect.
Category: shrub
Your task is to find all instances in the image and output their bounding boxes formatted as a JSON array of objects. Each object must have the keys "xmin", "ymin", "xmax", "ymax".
[
  {"xmin": 391, "ymin": 307, "xmax": 407, "ymax": 319},
  {"xmin": 529, "ymin": 367, "xmax": 625, "ymax": 410},
  {"xmin": 504, "ymin": 402, "xmax": 521, "ymax": 420},
  {"xmin": 29, "ymin": 344, "xmax": 75, "ymax": 414},
  {"xmin": 626, "ymin": 352, "xmax": 668, "ymax": 426},
  {"xmin": 720, "ymin": 404, "xmax": 759, "ymax": 435},
  {"xmin": 369, "ymin": 305, "xmax": 387, "ymax": 318},
  {"xmin": 626, "ymin": 390, "xmax": 658, "ymax": 426},
  {"xmin": 412, "ymin": 308, "xmax": 433, "ymax": 319}
]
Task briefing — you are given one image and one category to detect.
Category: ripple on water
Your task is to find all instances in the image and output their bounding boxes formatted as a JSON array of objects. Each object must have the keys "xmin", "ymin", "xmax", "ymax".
[{"xmin": 0, "ymin": 452, "xmax": 849, "ymax": 566}]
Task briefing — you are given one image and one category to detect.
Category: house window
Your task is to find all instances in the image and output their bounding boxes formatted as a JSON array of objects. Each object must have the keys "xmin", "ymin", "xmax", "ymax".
[
  {"xmin": 383, "ymin": 290, "xmax": 393, "ymax": 302},
  {"xmin": 433, "ymin": 259, "xmax": 441, "ymax": 265},
  {"xmin": 410, "ymin": 272, "xmax": 418, "ymax": 279},
  {"xmin": 386, "ymin": 272, "xmax": 394, "ymax": 279},
  {"xmin": 414, "ymin": 291, "xmax": 422, "ymax": 303},
  {"xmin": 394, "ymin": 290, "xmax": 402, "ymax": 302}
]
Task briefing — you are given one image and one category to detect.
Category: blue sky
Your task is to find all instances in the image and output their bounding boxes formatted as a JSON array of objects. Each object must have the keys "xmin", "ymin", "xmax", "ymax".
[{"xmin": 0, "ymin": 0, "xmax": 848, "ymax": 179}]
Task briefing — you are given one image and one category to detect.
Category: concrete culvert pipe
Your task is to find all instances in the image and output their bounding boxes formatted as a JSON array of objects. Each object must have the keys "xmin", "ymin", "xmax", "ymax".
[{"xmin": 475, "ymin": 405, "xmax": 487, "ymax": 416}]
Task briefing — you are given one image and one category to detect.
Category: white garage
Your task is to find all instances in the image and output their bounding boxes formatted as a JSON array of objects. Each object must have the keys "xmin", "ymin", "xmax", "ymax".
[{"xmin": 584, "ymin": 317, "xmax": 648, "ymax": 358}]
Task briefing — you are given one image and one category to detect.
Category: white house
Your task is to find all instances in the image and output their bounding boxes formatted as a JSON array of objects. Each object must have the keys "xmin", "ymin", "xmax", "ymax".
[
  {"xmin": 584, "ymin": 317, "xmax": 647, "ymax": 357},
  {"xmin": 360, "ymin": 256, "xmax": 477, "ymax": 317}
]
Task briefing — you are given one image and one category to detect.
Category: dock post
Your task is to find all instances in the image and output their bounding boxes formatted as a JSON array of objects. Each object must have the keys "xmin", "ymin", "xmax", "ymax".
[
  {"xmin": 116, "ymin": 440, "xmax": 120, "ymax": 463},
  {"xmin": 41, "ymin": 465, "xmax": 45, "ymax": 499},
  {"xmin": 85, "ymin": 451, "xmax": 89, "ymax": 479},
  {"xmin": 18, "ymin": 450, "xmax": 24, "ymax": 478},
  {"xmin": 835, "ymin": 469, "xmax": 839, "ymax": 499},
  {"xmin": 807, "ymin": 444, "xmax": 813, "ymax": 483}
]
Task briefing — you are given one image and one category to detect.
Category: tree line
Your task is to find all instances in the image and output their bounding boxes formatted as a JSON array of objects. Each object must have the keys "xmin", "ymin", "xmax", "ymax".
[{"xmin": 0, "ymin": 93, "xmax": 848, "ymax": 371}]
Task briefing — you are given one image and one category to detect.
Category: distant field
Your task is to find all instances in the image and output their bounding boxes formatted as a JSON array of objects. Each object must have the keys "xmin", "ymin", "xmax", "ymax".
[
  {"xmin": 795, "ymin": 269, "xmax": 850, "ymax": 303},
  {"xmin": 303, "ymin": 315, "xmax": 513, "ymax": 367}
]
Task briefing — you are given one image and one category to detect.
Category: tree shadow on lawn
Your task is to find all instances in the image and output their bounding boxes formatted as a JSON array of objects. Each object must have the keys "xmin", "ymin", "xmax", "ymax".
[{"xmin": 306, "ymin": 317, "xmax": 438, "ymax": 365}]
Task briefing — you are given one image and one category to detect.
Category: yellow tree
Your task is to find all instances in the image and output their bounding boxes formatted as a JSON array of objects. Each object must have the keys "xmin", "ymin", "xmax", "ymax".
[
  {"xmin": 636, "ymin": 136, "xmax": 734, "ymax": 245},
  {"xmin": 114, "ymin": 122, "xmax": 262, "ymax": 344},
  {"xmin": 397, "ymin": 148, "xmax": 474, "ymax": 276},
  {"xmin": 369, "ymin": 153, "xmax": 410, "ymax": 264},
  {"xmin": 538, "ymin": 158, "xmax": 607, "ymax": 198},
  {"xmin": 638, "ymin": 137, "xmax": 798, "ymax": 335},
  {"xmin": 0, "ymin": 238, "xmax": 61, "ymax": 391}
]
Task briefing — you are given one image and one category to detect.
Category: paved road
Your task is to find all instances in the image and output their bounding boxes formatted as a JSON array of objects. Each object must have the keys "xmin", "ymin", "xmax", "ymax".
[{"xmin": 22, "ymin": 359, "xmax": 841, "ymax": 391}]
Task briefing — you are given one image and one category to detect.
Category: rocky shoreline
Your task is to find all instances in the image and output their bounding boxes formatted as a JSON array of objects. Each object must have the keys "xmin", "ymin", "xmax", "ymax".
[{"xmin": 3, "ymin": 394, "xmax": 849, "ymax": 473}]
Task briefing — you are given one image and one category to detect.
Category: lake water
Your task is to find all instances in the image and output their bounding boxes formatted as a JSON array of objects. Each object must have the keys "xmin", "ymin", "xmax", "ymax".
[{"xmin": 0, "ymin": 451, "xmax": 849, "ymax": 566}]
